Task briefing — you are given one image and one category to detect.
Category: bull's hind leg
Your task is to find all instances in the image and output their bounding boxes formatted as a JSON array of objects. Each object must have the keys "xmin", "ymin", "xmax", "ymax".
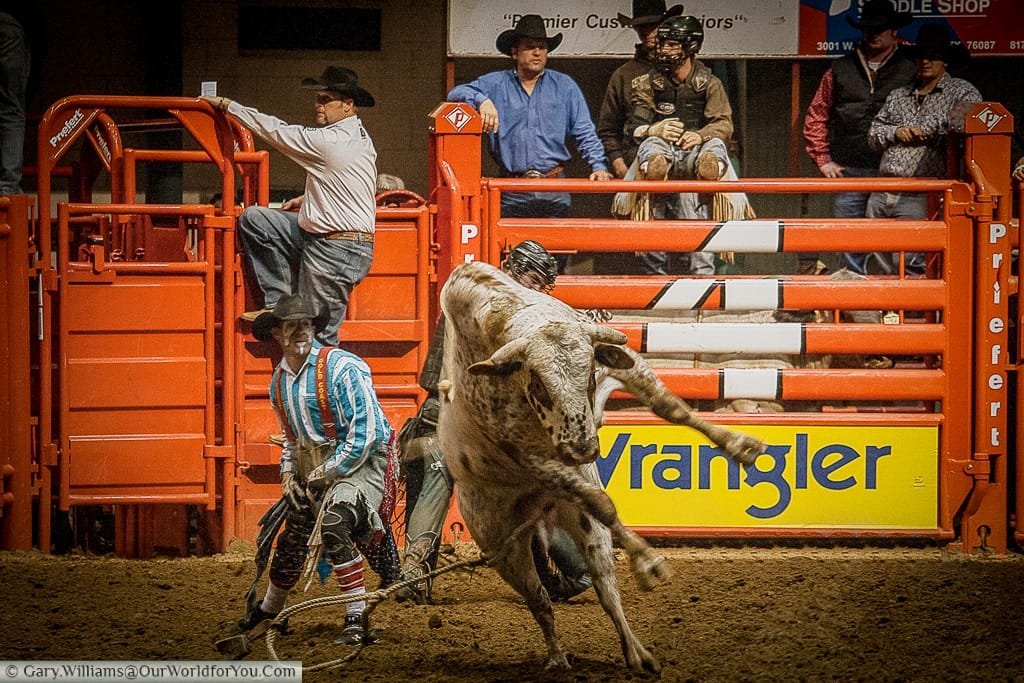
[
  {"xmin": 457, "ymin": 487, "xmax": 570, "ymax": 671},
  {"xmin": 493, "ymin": 530, "xmax": 571, "ymax": 671},
  {"xmin": 557, "ymin": 504, "xmax": 660, "ymax": 674}
]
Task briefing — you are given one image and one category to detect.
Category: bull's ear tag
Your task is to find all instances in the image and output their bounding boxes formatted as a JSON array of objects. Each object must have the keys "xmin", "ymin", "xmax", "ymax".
[{"xmin": 882, "ymin": 311, "xmax": 900, "ymax": 325}]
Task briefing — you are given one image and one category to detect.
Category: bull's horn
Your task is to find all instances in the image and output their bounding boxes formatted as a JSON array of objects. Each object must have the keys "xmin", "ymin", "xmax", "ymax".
[
  {"xmin": 468, "ymin": 337, "xmax": 529, "ymax": 376},
  {"xmin": 585, "ymin": 323, "xmax": 627, "ymax": 346}
]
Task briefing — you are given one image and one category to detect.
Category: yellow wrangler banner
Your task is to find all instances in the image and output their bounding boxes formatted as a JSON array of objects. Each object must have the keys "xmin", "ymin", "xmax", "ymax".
[{"xmin": 597, "ymin": 425, "xmax": 938, "ymax": 529}]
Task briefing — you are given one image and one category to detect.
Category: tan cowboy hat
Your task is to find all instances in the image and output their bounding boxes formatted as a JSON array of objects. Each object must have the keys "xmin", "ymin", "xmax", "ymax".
[
  {"xmin": 496, "ymin": 14, "xmax": 562, "ymax": 56},
  {"xmin": 300, "ymin": 66, "xmax": 375, "ymax": 107},
  {"xmin": 618, "ymin": 0, "xmax": 684, "ymax": 27},
  {"xmin": 846, "ymin": 0, "xmax": 912, "ymax": 31},
  {"xmin": 252, "ymin": 294, "xmax": 330, "ymax": 342}
]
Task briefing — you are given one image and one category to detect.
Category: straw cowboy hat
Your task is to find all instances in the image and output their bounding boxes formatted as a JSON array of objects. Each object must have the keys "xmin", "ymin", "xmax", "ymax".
[
  {"xmin": 906, "ymin": 22, "xmax": 970, "ymax": 70},
  {"xmin": 846, "ymin": 0, "xmax": 912, "ymax": 31},
  {"xmin": 252, "ymin": 294, "xmax": 330, "ymax": 342},
  {"xmin": 300, "ymin": 66, "xmax": 375, "ymax": 107},
  {"xmin": 618, "ymin": 0, "xmax": 684, "ymax": 27},
  {"xmin": 496, "ymin": 14, "xmax": 562, "ymax": 56}
]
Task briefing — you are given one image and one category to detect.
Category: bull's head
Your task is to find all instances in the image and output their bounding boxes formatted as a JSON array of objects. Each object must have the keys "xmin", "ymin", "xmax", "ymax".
[{"xmin": 468, "ymin": 322, "xmax": 634, "ymax": 465}]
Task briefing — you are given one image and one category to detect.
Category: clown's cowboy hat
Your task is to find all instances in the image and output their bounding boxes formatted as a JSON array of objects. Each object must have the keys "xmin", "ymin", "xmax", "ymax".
[{"xmin": 252, "ymin": 294, "xmax": 330, "ymax": 342}]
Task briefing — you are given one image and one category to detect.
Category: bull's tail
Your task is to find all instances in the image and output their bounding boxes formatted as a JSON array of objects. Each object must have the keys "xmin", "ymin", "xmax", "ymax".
[{"xmin": 610, "ymin": 350, "xmax": 764, "ymax": 466}]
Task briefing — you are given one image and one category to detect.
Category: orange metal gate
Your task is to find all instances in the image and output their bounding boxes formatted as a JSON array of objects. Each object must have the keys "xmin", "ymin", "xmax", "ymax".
[
  {"xmin": 428, "ymin": 101, "xmax": 1017, "ymax": 554},
  {"xmin": 0, "ymin": 96, "xmax": 1017, "ymax": 556},
  {"xmin": 1, "ymin": 194, "xmax": 33, "ymax": 550}
]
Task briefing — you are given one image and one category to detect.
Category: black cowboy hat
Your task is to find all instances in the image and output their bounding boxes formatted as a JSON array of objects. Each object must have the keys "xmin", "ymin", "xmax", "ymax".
[
  {"xmin": 846, "ymin": 0, "xmax": 912, "ymax": 31},
  {"xmin": 252, "ymin": 294, "xmax": 330, "ymax": 343},
  {"xmin": 906, "ymin": 22, "xmax": 971, "ymax": 70},
  {"xmin": 496, "ymin": 14, "xmax": 563, "ymax": 56},
  {"xmin": 300, "ymin": 66, "xmax": 375, "ymax": 107},
  {"xmin": 618, "ymin": 0, "xmax": 684, "ymax": 27}
]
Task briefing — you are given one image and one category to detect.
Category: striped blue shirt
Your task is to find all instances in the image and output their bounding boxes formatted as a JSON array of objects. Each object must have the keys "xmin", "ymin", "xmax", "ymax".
[
  {"xmin": 448, "ymin": 68, "xmax": 608, "ymax": 175},
  {"xmin": 270, "ymin": 342, "xmax": 391, "ymax": 478}
]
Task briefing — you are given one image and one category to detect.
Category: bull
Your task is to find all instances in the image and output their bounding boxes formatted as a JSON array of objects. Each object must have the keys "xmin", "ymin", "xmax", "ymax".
[{"xmin": 437, "ymin": 261, "xmax": 762, "ymax": 673}]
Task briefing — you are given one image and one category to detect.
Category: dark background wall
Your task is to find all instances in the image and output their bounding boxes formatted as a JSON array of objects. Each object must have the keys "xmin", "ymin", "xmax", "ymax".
[{"xmin": 16, "ymin": 1, "xmax": 1023, "ymax": 222}]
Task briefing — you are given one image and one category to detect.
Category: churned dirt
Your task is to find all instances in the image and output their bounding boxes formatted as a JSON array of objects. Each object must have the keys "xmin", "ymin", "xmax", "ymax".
[{"xmin": 2, "ymin": 542, "xmax": 1024, "ymax": 682}]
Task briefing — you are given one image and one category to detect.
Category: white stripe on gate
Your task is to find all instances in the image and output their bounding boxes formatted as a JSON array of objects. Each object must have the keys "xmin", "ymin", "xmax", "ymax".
[
  {"xmin": 722, "ymin": 368, "xmax": 780, "ymax": 400},
  {"xmin": 725, "ymin": 279, "xmax": 782, "ymax": 310},
  {"xmin": 701, "ymin": 220, "xmax": 782, "ymax": 253},
  {"xmin": 645, "ymin": 322, "xmax": 803, "ymax": 354},
  {"xmin": 652, "ymin": 280, "xmax": 717, "ymax": 309},
  {"xmin": 651, "ymin": 279, "xmax": 782, "ymax": 310}
]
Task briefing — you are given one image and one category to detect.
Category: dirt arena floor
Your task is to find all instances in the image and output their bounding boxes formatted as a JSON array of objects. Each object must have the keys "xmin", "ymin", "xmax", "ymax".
[{"xmin": 2, "ymin": 541, "xmax": 1024, "ymax": 682}]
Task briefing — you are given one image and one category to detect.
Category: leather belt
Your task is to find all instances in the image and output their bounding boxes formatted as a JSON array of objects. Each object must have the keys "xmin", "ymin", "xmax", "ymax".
[
  {"xmin": 505, "ymin": 165, "xmax": 564, "ymax": 179},
  {"xmin": 319, "ymin": 230, "xmax": 374, "ymax": 243}
]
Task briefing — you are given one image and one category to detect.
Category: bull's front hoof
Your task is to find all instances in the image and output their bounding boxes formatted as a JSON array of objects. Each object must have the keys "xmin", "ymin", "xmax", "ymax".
[
  {"xmin": 625, "ymin": 643, "xmax": 661, "ymax": 675},
  {"xmin": 631, "ymin": 551, "xmax": 672, "ymax": 591},
  {"xmin": 729, "ymin": 435, "xmax": 764, "ymax": 466}
]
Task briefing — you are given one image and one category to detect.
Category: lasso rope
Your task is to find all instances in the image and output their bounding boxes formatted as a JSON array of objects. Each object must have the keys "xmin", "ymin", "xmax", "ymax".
[{"xmin": 263, "ymin": 514, "xmax": 541, "ymax": 672}]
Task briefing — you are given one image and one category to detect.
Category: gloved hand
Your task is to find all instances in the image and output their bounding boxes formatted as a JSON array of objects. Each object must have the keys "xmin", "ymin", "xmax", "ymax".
[
  {"xmin": 305, "ymin": 464, "xmax": 332, "ymax": 493},
  {"xmin": 281, "ymin": 471, "xmax": 307, "ymax": 509},
  {"xmin": 200, "ymin": 95, "xmax": 232, "ymax": 112},
  {"xmin": 647, "ymin": 117, "xmax": 685, "ymax": 143}
]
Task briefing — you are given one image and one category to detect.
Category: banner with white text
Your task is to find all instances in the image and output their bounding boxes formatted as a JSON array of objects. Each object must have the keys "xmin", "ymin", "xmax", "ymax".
[
  {"xmin": 448, "ymin": 0, "xmax": 1023, "ymax": 57},
  {"xmin": 447, "ymin": 0, "xmax": 799, "ymax": 58},
  {"xmin": 800, "ymin": 0, "xmax": 1024, "ymax": 56}
]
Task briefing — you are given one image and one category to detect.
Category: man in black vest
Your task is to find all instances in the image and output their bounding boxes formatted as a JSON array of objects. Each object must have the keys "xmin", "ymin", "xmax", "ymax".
[{"xmin": 802, "ymin": 0, "xmax": 915, "ymax": 275}]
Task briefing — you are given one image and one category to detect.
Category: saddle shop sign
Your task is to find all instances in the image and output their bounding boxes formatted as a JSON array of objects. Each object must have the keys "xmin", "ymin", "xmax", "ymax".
[
  {"xmin": 448, "ymin": 0, "xmax": 1022, "ymax": 57},
  {"xmin": 597, "ymin": 425, "xmax": 938, "ymax": 529}
]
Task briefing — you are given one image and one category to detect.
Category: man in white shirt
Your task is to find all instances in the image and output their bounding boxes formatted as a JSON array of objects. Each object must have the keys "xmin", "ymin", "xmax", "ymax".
[{"xmin": 202, "ymin": 66, "xmax": 378, "ymax": 345}]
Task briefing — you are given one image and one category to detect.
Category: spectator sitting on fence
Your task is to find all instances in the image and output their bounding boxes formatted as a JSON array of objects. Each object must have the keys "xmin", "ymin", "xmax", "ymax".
[
  {"xmin": 201, "ymin": 65, "xmax": 378, "ymax": 346},
  {"xmin": 597, "ymin": 0, "xmax": 683, "ymax": 179},
  {"xmin": 615, "ymin": 14, "xmax": 754, "ymax": 276}
]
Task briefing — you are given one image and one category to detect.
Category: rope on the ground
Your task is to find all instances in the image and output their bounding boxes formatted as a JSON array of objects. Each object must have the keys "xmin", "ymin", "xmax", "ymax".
[
  {"xmin": 265, "ymin": 552, "xmax": 486, "ymax": 671},
  {"xmin": 263, "ymin": 514, "xmax": 541, "ymax": 672}
]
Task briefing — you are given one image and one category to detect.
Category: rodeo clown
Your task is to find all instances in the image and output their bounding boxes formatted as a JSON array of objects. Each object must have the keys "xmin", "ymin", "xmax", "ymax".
[{"xmin": 239, "ymin": 294, "xmax": 399, "ymax": 646}]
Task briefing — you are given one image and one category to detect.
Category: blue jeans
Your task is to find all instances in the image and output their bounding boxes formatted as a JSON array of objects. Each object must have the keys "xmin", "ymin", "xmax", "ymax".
[
  {"xmin": 865, "ymin": 191, "xmax": 927, "ymax": 275},
  {"xmin": 0, "ymin": 13, "xmax": 29, "ymax": 195},
  {"xmin": 237, "ymin": 206, "xmax": 374, "ymax": 345},
  {"xmin": 834, "ymin": 166, "xmax": 880, "ymax": 274},
  {"xmin": 635, "ymin": 137, "xmax": 728, "ymax": 275},
  {"xmin": 501, "ymin": 188, "xmax": 571, "ymax": 271}
]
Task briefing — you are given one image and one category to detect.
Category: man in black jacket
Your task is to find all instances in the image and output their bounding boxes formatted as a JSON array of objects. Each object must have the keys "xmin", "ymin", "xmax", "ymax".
[{"xmin": 802, "ymin": 0, "xmax": 916, "ymax": 275}]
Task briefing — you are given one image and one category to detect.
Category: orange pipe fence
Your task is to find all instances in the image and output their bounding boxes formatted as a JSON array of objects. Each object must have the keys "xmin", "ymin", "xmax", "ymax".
[{"xmin": 426, "ymin": 101, "xmax": 1012, "ymax": 553}]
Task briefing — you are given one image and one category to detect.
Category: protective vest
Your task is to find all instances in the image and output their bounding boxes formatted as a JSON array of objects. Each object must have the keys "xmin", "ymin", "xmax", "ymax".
[
  {"xmin": 650, "ymin": 60, "xmax": 713, "ymax": 131},
  {"xmin": 830, "ymin": 49, "xmax": 916, "ymax": 168}
]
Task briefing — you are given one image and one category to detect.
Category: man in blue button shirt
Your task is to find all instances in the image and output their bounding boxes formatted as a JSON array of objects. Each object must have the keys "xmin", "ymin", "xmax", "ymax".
[{"xmin": 447, "ymin": 14, "xmax": 611, "ymax": 270}]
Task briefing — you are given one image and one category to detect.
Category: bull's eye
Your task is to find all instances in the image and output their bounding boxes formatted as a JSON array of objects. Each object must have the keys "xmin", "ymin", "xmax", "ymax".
[{"xmin": 529, "ymin": 370, "xmax": 554, "ymax": 410}]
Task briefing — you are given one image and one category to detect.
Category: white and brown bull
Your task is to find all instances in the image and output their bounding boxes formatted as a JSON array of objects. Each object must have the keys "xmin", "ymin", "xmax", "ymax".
[{"xmin": 437, "ymin": 261, "xmax": 762, "ymax": 673}]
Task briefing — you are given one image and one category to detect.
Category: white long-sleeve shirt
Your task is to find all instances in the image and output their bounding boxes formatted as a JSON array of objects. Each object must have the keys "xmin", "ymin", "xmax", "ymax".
[{"xmin": 228, "ymin": 102, "xmax": 378, "ymax": 234}]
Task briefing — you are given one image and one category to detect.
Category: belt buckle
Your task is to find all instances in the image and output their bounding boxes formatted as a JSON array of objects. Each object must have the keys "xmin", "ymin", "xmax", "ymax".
[{"xmin": 523, "ymin": 169, "xmax": 543, "ymax": 179}]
